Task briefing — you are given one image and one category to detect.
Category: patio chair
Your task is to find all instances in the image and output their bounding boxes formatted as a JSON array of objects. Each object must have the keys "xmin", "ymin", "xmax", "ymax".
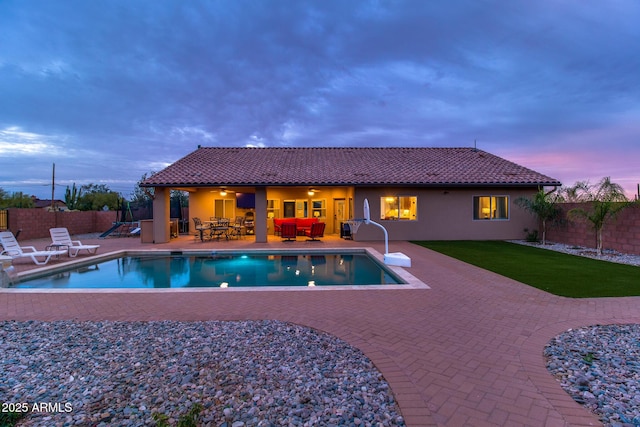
[
  {"xmin": 280, "ymin": 222, "xmax": 297, "ymax": 242},
  {"xmin": 49, "ymin": 228, "xmax": 100, "ymax": 257},
  {"xmin": 228, "ymin": 217, "xmax": 245, "ymax": 240},
  {"xmin": 211, "ymin": 218, "xmax": 230, "ymax": 240},
  {"xmin": 304, "ymin": 222, "xmax": 326, "ymax": 241},
  {"xmin": 192, "ymin": 217, "xmax": 211, "ymax": 242},
  {"xmin": 0, "ymin": 231, "xmax": 67, "ymax": 265}
]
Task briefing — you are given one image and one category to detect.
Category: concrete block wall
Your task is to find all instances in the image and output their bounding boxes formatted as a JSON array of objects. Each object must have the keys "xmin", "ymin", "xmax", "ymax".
[
  {"xmin": 6, "ymin": 209, "xmax": 118, "ymax": 240},
  {"xmin": 545, "ymin": 203, "xmax": 640, "ymax": 255}
]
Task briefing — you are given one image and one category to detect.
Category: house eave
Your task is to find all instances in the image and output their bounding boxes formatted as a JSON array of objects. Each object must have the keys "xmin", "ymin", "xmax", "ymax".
[{"xmin": 141, "ymin": 181, "xmax": 562, "ymax": 189}]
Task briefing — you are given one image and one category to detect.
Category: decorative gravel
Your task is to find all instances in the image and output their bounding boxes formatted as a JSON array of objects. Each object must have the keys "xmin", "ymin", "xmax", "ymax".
[
  {"xmin": 545, "ymin": 324, "xmax": 640, "ymax": 426},
  {"xmin": 512, "ymin": 241, "xmax": 640, "ymax": 425},
  {"xmin": 509, "ymin": 240, "xmax": 640, "ymax": 266},
  {"xmin": 0, "ymin": 320, "xmax": 405, "ymax": 426}
]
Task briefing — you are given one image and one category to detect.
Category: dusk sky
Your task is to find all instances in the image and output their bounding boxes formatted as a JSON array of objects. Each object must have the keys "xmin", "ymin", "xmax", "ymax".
[{"xmin": 1, "ymin": 0, "xmax": 638, "ymax": 200}]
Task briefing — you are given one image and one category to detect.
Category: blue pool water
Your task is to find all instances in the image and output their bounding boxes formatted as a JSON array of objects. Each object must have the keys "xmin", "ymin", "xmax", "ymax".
[{"xmin": 13, "ymin": 252, "xmax": 403, "ymax": 289}]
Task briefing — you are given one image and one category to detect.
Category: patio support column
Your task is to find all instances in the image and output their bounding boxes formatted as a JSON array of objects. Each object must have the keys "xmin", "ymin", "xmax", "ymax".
[
  {"xmin": 152, "ymin": 187, "xmax": 170, "ymax": 244},
  {"xmin": 254, "ymin": 187, "xmax": 267, "ymax": 243}
]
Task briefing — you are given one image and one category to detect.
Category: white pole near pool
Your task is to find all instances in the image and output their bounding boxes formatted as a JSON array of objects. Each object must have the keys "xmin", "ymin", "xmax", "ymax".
[
  {"xmin": 363, "ymin": 198, "xmax": 388, "ymax": 255},
  {"xmin": 363, "ymin": 198, "xmax": 411, "ymax": 267}
]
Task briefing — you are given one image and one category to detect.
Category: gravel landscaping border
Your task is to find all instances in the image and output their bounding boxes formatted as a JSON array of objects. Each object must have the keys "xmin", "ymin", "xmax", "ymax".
[
  {"xmin": 545, "ymin": 324, "xmax": 640, "ymax": 426},
  {"xmin": 509, "ymin": 240, "xmax": 640, "ymax": 267},
  {"xmin": 515, "ymin": 241, "xmax": 640, "ymax": 426},
  {"xmin": 1, "ymin": 320, "xmax": 405, "ymax": 426}
]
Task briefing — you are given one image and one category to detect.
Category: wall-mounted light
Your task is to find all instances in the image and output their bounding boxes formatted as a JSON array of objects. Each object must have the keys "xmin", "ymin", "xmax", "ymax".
[
  {"xmin": 308, "ymin": 189, "xmax": 315, "ymax": 196},
  {"xmin": 220, "ymin": 189, "xmax": 227, "ymax": 196}
]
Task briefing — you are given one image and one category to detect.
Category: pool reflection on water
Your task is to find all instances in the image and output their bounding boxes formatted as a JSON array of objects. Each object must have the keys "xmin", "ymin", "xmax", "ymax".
[{"xmin": 14, "ymin": 253, "xmax": 404, "ymax": 289}]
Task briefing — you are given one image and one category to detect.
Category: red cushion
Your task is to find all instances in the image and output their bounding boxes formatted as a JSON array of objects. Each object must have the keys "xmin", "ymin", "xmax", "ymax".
[{"xmin": 274, "ymin": 218, "xmax": 318, "ymax": 232}]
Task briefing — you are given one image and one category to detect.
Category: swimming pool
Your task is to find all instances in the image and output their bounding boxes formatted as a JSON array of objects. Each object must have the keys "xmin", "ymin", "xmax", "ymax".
[{"xmin": 9, "ymin": 249, "xmax": 420, "ymax": 290}]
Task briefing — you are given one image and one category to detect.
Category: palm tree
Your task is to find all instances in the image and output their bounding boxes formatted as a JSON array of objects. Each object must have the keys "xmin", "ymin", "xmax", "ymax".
[
  {"xmin": 515, "ymin": 188, "xmax": 561, "ymax": 245},
  {"xmin": 566, "ymin": 177, "xmax": 630, "ymax": 256}
]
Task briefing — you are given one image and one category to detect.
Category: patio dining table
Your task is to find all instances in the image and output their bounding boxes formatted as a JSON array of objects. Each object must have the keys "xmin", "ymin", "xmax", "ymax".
[{"xmin": 205, "ymin": 219, "xmax": 230, "ymax": 240}]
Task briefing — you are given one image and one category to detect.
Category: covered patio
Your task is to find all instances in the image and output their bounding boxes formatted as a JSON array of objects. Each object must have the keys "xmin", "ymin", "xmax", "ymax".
[{"xmin": 185, "ymin": 184, "xmax": 356, "ymax": 243}]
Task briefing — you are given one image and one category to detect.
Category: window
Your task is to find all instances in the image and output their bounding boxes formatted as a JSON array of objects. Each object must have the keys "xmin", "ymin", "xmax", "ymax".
[
  {"xmin": 311, "ymin": 199, "xmax": 326, "ymax": 219},
  {"xmin": 380, "ymin": 196, "xmax": 417, "ymax": 220},
  {"xmin": 296, "ymin": 200, "xmax": 308, "ymax": 217},
  {"xmin": 266, "ymin": 199, "xmax": 280, "ymax": 219},
  {"xmin": 283, "ymin": 201, "xmax": 295, "ymax": 218},
  {"xmin": 473, "ymin": 196, "xmax": 509, "ymax": 220},
  {"xmin": 214, "ymin": 199, "xmax": 235, "ymax": 218},
  {"xmin": 283, "ymin": 200, "xmax": 308, "ymax": 218}
]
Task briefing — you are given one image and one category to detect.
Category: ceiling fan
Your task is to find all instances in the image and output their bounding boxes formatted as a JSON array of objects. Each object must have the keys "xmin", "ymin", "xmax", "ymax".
[{"xmin": 210, "ymin": 187, "xmax": 236, "ymax": 196}]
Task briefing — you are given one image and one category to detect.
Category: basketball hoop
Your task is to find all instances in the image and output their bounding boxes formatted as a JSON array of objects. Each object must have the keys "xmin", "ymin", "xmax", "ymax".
[{"xmin": 346, "ymin": 219, "xmax": 364, "ymax": 235}]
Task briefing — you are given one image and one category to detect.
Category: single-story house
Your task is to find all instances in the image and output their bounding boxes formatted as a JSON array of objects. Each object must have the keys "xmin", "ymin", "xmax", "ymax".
[
  {"xmin": 141, "ymin": 147, "xmax": 561, "ymax": 244},
  {"xmin": 31, "ymin": 197, "xmax": 69, "ymax": 211}
]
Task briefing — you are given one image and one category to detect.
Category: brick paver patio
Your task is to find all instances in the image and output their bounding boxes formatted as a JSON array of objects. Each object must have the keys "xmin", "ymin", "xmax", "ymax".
[{"xmin": 2, "ymin": 233, "xmax": 639, "ymax": 426}]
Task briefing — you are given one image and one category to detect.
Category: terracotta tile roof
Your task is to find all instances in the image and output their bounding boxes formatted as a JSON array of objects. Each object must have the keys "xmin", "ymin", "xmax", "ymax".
[
  {"xmin": 141, "ymin": 147, "xmax": 561, "ymax": 188},
  {"xmin": 31, "ymin": 199, "xmax": 67, "ymax": 209}
]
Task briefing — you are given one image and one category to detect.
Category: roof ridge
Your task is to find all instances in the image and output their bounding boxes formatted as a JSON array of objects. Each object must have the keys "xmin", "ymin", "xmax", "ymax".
[{"xmin": 197, "ymin": 146, "xmax": 477, "ymax": 150}]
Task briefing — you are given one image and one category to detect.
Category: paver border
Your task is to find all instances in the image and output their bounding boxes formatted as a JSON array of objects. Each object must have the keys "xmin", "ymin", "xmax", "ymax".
[{"xmin": 3, "ymin": 236, "xmax": 640, "ymax": 426}]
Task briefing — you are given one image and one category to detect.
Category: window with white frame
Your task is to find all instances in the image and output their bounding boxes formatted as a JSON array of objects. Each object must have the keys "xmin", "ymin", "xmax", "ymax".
[
  {"xmin": 267, "ymin": 199, "xmax": 280, "ymax": 219},
  {"xmin": 473, "ymin": 196, "xmax": 509, "ymax": 220},
  {"xmin": 296, "ymin": 200, "xmax": 308, "ymax": 217},
  {"xmin": 283, "ymin": 200, "xmax": 308, "ymax": 218},
  {"xmin": 311, "ymin": 199, "xmax": 326, "ymax": 219},
  {"xmin": 380, "ymin": 196, "xmax": 417, "ymax": 220},
  {"xmin": 213, "ymin": 199, "xmax": 234, "ymax": 218}
]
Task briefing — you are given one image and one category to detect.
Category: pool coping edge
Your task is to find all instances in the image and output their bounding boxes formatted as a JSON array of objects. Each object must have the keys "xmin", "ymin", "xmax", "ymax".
[{"xmin": 2, "ymin": 247, "xmax": 430, "ymax": 292}]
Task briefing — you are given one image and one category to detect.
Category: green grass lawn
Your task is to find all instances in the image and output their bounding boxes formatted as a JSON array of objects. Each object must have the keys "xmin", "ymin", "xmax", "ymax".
[{"xmin": 412, "ymin": 240, "xmax": 640, "ymax": 298}]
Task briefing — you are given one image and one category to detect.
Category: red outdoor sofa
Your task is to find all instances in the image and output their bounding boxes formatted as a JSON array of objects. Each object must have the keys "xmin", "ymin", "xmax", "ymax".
[{"xmin": 273, "ymin": 218, "xmax": 319, "ymax": 236}]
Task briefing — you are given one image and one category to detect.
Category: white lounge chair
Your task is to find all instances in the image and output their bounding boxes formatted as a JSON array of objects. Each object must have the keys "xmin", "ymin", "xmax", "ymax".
[
  {"xmin": 49, "ymin": 228, "xmax": 100, "ymax": 257},
  {"xmin": 0, "ymin": 231, "xmax": 67, "ymax": 265}
]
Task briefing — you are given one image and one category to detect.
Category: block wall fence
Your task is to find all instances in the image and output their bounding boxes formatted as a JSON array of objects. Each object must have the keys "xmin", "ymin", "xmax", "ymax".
[
  {"xmin": 4, "ymin": 209, "xmax": 116, "ymax": 240},
  {"xmin": 545, "ymin": 203, "xmax": 640, "ymax": 255}
]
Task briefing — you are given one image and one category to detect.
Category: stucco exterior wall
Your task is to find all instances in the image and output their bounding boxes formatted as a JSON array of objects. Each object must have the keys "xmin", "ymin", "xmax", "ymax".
[
  {"xmin": 188, "ymin": 188, "xmax": 256, "ymax": 231},
  {"xmin": 186, "ymin": 185, "xmax": 539, "ymax": 241},
  {"xmin": 188, "ymin": 190, "xmax": 213, "ymax": 225},
  {"xmin": 351, "ymin": 187, "xmax": 539, "ymax": 241}
]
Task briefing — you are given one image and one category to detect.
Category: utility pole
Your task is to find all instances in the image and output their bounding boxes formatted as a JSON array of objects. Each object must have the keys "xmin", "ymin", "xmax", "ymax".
[{"xmin": 51, "ymin": 163, "xmax": 55, "ymax": 211}]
